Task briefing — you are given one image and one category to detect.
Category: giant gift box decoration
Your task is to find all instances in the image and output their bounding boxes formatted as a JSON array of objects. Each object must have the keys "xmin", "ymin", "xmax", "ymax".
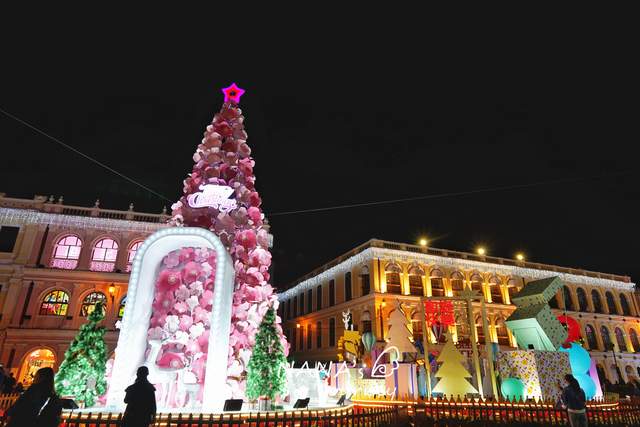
[
  {"xmin": 497, "ymin": 350, "xmax": 571, "ymax": 401},
  {"xmin": 506, "ymin": 277, "xmax": 568, "ymax": 351},
  {"xmin": 384, "ymin": 363, "xmax": 419, "ymax": 400}
]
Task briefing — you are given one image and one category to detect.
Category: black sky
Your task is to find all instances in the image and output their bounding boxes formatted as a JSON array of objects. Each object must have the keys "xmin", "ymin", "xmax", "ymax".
[{"xmin": 1, "ymin": 16, "xmax": 638, "ymax": 289}]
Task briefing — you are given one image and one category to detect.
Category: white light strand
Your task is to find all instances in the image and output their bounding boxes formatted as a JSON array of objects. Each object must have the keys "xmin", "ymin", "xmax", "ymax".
[
  {"xmin": 279, "ymin": 247, "xmax": 635, "ymax": 300},
  {"xmin": 0, "ymin": 207, "xmax": 168, "ymax": 233}
]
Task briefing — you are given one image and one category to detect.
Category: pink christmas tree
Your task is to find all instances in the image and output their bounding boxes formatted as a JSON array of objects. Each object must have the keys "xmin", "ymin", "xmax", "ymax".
[{"xmin": 171, "ymin": 83, "xmax": 289, "ymax": 399}]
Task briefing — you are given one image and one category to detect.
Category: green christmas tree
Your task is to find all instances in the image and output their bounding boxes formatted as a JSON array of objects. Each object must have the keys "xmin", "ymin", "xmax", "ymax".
[
  {"xmin": 246, "ymin": 307, "xmax": 287, "ymax": 401},
  {"xmin": 54, "ymin": 302, "xmax": 107, "ymax": 406},
  {"xmin": 432, "ymin": 332, "xmax": 478, "ymax": 398}
]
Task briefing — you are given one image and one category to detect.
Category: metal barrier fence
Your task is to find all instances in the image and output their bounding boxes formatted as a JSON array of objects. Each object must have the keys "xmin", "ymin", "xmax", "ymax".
[
  {"xmin": 0, "ymin": 402, "xmax": 398, "ymax": 427},
  {"xmin": 399, "ymin": 397, "xmax": 640, "ymax": 426}
]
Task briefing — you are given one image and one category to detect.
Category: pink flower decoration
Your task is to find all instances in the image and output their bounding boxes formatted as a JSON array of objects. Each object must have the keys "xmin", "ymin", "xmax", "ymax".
[
  {"xmin": 186, "ymin": 339, "xmax": 201, "ymax": 355},
  {"xmin": 237, "ymin": 230, "xmax": 257, "ymax": 250},
  {"xmin": 152, "ymin": 292, "xmax": 175, "ymax": 313},
  {"xmin": 248, "ymin": 247, "xmax": 271, "ymax": 268},
  {"xmin": 249, "ymin": 192, "xmax": 261, "ymax": 207},
  {"xmin": 157, "ymin": 270, "xmax": 182, "ymax": 291},
  {"xmin": 256, "ymin": 229, "xmax": 270, "ymax": 248},
  {"xmin": 164, "ymin": 252, "xmax": 181, "ymax": 268},
  {"xmin": 175, "ymin": 285, "xmax": 190, "ymax": 301},
  {"xmin": 238, "ymin": 158, "xmax": 254, "ymax": 176},
  {"xmin": 189, "ymin": 281, "xmax": 204, "ymax": 297},
  {"xmin": 194, "ymin": 306, "xmax": 210, "ymax": 325},
  {"xmin": 179, "ymin": 247, "xmax": 195, "ymax": 262},
  {"xmin": 148, "ymin": 327, "xmax": 164, "ymax": 340},
  {"xmin": 150, "ymin": 313, "xmax": 167, "ymax": 328},
  {"xmin": 182, "ymin": 261, "xmax": 202, "ymax": 284},
  {"xmin": 173, "ymin": 301, "xmax": 188, "ymax": 314},
  {"xmin": 157, "ymin": 352, "xmax": 186, "ymax": 369},
  {"xmin": 247, "ymin": 206, "xmax": 261, "ymax": 223},
  {"xmin": 197, "ymin": 330, "xmax": 210, "ymax": 349},
  {"xmin": 199, "ymin": 290, "xmax": 214, "ymax": 308},
  {"xmin": 179, "ymin": 315, "xmax": 193, "ymax": 331}
]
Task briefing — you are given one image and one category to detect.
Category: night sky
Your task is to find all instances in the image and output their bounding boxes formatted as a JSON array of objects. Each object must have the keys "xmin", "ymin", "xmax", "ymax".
[{"xmin": 1, "ymin": 19, "xmax": 638, "ymax": 290}]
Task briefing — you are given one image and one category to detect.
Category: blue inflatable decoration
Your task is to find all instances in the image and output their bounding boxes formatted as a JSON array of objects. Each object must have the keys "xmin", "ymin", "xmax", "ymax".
[
  {"xmin": 559, "ymin": 343, "xmax": 591, "ymax": 374},
  {"xmin": 501, "ymin": 377, "xmax": 526, "ymax": 402},
  {"xmin": 574, "ymin": 373, "xmax": 596, "ymax": 400}
]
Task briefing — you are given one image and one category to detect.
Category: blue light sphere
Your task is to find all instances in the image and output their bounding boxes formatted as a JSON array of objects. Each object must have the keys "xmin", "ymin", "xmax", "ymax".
[
  {"xmin": 501, "ymin": 377, "xmax": 526, "ymax": 402},
  {"xmin": 574, "ymin": 373, "xmax": 596, "ymax": 400},
  {"xmin": 559, "ymin": 343, "xmax": 591, "ymax": 374}
]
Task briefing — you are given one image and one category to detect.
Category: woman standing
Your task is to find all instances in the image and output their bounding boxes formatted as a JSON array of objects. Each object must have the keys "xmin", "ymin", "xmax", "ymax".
[
  {"xmin": 560, "ymin": 374, "xmax": 588, "ymax": 427},
  {"xmin": 5, "ymin": 367, "xmax": 62, "ymax": 427}
]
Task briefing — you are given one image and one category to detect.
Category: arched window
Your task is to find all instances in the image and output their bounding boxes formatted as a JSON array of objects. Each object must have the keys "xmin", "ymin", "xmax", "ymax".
[
  {"xmin": 576, "ymin": 288, "xmax": 589, "ymax": 312},
  {"xmin": 408, "ymin": 265, "xmax": 425, "ymax": 296},
  {"xmin": 563, "ymin": 286, "xmax": 574, "ymax": 311},
  {"xmin": 50, "ymin": 235, "xmax": 82, "ymax": 270},
  {"xmin": 507, "ymin": 278, "xmax": 520, "ymax": 303},
  {"xmin": 450, "ymin": 272, "xmax": 464, "ymax": 294},
  {"xmin": 411, "ymin": 311, "xmax": 423, "ymax": 343},
  {"xmin": 430, "ymin": 269, "xmax": 445, "ymax": 297},
  {"xmin": 489, "ymin": 276, "xmax": 503, "ymax": 304},
  {"xmin": 585, "ymin": 324, "xmax": 598, "ymax": 350},
  {"xmin": 90, "ymin": 238, "xmax": 119, "ymax": 272},
  {"xmin": 360, "ymin": 265, "xmax": 371, "ymax": 296},
  {"xmin": 620, "ymin": 294, "xmax": 631, "ymax": 316},
  {"xmin": 126, "ymin": 240, "xmax": 143, "ymax": 272},
  {"xmin": 385, "ymin": 262, "xmax": 402, "ymax": 294},
  {"xmin": 39, "ymin": 290, "xmax": 70, "ymax": 316},
  {"xmin": 630, "ymin": 329, "xmax": 640, "ymax": 353},
  {"xmin": 592, "ymin": 290, "xmax": 604, "ymax": 314},
  {"xmin": 615, "ymin": 328, "xmax": 628, "ymax": 352},
  {"xmin": 80, "ymin": 292, "xmax": 107, "ymax": 317},
  {"xmin": 118, "ymin": 295, "xmax": 126, "ymax": 318},
  {"xmin": 605, "ymin": 291, "xmax": 618, "ymax": 315},
  {"xmin": 495, "ymin": 318, "xmax": 510, "ymax": 346},
  {"xmin": 470, "ymin": 274, "xmax": 483, "ymax": 296},
  {"xmin": 475, "ymin": 317, "xmax": 485, "ymax": 343},
  {"xmin": 601, "ymin": 325, "xmax": 613, "ymax": 351}
]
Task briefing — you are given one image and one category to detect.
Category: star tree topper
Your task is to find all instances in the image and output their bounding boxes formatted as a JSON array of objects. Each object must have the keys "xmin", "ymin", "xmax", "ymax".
[{"xmin": 222, "ymin": 83, "xmax": 245, "ymax": 103}]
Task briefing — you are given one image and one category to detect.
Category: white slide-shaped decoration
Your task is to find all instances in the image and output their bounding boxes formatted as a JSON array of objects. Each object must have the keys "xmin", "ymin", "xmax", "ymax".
[{"xmin": 106, "ymin": 227, "xmax": 234, "ymax": 413}]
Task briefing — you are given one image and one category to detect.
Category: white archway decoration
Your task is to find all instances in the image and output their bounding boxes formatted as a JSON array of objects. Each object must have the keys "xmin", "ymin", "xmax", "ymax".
[{"xmin": 106, "ymin": 227, "xmax": 234, "ymax": 413}]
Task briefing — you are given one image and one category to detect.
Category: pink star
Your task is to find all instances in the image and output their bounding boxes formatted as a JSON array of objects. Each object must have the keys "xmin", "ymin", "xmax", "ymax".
[{"xmin": 221, "ymin": 83, "xmax": 245, "ymax": 103}]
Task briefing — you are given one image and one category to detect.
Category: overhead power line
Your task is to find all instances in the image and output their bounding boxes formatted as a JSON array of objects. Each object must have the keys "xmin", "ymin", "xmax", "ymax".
[
  {"xmin": 0, "ymin": 107, "xmax": 173, "ymax": 203},
  {"xmin": 1, "ymin": 106, "xmax": 634, "ymax": 217}
]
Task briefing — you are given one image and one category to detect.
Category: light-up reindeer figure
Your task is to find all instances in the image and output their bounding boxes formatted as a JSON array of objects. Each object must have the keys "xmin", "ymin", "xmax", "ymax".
[{"xmin": 144, "ymin": 339, "xmax": 189, "ymax": 409}]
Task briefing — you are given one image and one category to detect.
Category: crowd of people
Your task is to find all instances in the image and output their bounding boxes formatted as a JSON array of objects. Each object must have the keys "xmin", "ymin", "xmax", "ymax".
[
  {"xmin": 0, "ymin": 365, "xmax": 156, "ymax": 427},
  {"xmin": 0, "ymin": 366, "xmax": 24, "ymax": 395}
]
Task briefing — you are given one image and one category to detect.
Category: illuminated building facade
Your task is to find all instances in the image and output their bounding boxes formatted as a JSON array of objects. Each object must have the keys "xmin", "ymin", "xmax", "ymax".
[
  {"xmin": 279, "ymin": 239, "xmax": 640, "ymax": 386},
  {"xmin": 0, "ymin": 193, "xmax": 169, "ymax": 385}
]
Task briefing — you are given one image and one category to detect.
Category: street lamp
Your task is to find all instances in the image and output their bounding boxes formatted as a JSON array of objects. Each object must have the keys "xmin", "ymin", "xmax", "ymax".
[
  {"xmin": 476, "ymin": 247, "xmax": 486, "ymax": 256},
  {"xmin": 418, "ymin": 238, "xmax": 428, "ymax": 247},
  {"xmin": 108, "ymin": 283, "xmax": 116, "ymax": 303},
  {"xmin": 516, "ymin": 253, "xmax": 525, "ymax": 262}
]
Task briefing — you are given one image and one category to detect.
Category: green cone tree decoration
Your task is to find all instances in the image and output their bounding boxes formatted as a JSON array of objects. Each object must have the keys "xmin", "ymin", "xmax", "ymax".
[
  {"xmin": 246, "ymin": 307, "xmax": 287, "ymax": 401},
  {"xmin": 54, "ymin": 302, "xmax": 107, "ymax": 406}
]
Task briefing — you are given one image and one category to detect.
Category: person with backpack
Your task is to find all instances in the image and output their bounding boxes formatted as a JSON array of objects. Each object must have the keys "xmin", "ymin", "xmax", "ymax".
[
  {"xmin": 5, "ymin": 367, "xmax": 62, "ymax": 427},
  {"xmin": 560, "ymin": 374, "xmax": 588, "ymax": 427}
]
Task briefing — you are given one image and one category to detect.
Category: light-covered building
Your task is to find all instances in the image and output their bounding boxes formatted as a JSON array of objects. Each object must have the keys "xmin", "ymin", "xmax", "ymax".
[
  {"xmin": 0, "ymin": 193, "xmax": 169, "ymax": 385},
  {"xmin": 279, "ymin": 239, "xmax": 640, "ymax": 386}
]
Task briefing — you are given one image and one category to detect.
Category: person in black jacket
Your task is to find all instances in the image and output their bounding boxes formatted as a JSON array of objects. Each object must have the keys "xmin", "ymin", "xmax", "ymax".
[
  {"xmin": 121, "ymin": 366, "xmax": 157, "ymax": 427},
  {"xmin": 6, "ymin": 367, "xmax": 62, "ymax": 427},
  {"xmin": 560, "ymin": 374, "xmax": 588, "ymax": 427}
]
